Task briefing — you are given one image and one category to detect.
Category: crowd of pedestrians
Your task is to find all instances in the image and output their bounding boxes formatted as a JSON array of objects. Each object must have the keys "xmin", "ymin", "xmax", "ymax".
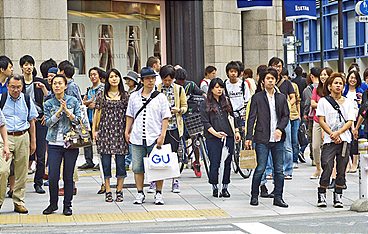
[{"xmin": 0, "ymin": 53, "xmax": 365, "ymax": 216}]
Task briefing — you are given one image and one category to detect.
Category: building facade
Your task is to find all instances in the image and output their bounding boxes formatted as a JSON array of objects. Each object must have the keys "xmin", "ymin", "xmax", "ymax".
[
  {"xmin": 0, "ymin": 0, "xmax": 283, "ymax": 91},
  {"xmin": 296, "ymin": 0, "xmax": 368, "ymax": 73}
]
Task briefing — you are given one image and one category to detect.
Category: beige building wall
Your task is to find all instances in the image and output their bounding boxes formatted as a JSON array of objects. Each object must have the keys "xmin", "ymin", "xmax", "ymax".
[
  {"xmin": 203, "ymin": 0, "xmax": 242, "ymax": 80},
  {"xmin": 242, "ymin": 0, "xmax": 284, "ymax": 74},
  {"xmin": 0, "ymin": 0, "xmax": 68, "ymax": 75}
]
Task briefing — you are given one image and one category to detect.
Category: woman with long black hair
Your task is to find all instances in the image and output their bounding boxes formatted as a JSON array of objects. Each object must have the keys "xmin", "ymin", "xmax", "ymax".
[
  {"xmin": 92, "ymin": 68, "xmax": 129, "ymax": 203},
  {"xmin": 200, "ymin": 78, "xmax": 240, "ymax": 197}
]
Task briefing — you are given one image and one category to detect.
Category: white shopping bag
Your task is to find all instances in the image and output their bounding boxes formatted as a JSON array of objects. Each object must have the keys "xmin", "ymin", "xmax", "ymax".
[
  {"xmin": 148, "ymin": 144, "xmax": 173, "ymax": 169},
  {"xmin": 144, "ymin": 152, "xmax": 180, "ymax": 182},
  {"xmin": 80, "ymin": 105, "xmax": 91, "ymax": 131}
]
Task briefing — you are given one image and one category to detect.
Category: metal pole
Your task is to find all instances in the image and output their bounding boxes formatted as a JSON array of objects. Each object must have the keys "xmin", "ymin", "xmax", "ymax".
[
  {"xmin": 338, "ymin": 0, "xmax": 344, "ymax": 72},
  {"xmin": 320, "ymin": 0, "xmax": 324, "ymax": 68}
]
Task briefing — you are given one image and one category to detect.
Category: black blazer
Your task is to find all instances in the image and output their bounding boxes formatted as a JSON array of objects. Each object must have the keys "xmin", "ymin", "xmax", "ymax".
[
  {"xmin": 246, "ymin": 90, "xmax": 290, "ymax": 145},
  {"xmin": 21, "ymin": 76, "xmax": 50, "ymax": 117}
]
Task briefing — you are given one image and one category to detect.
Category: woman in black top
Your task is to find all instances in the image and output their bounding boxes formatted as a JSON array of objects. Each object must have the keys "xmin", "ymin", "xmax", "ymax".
[{"xmin": 200, "ymin": 78, "xmax": 240, "ymax": 198}]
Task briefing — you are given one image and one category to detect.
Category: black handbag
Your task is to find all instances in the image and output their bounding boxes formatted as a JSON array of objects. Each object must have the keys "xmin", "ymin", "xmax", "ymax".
[
  {"xmin": 298, "ymin": 122, "xmax": 309, "ymax": 147},
  {"xmin": 64, "ymin": 119, "xmax": 92, "ymax": 149}
]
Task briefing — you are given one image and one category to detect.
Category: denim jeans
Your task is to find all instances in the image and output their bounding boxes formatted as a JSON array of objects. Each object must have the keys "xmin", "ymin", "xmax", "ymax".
[
  {"xmin": 83, "ymin": 131, "xmax": 94, "ymax": 166},
  {"xmin": 47, "ymin": 145, "xmax": 79, "ymax": 208},
  {"xmin": 283, "ymin": 121, "xmax": 293, "ymax": 176},
  {"xmin": 125, "ymin": 144, "xmax": 132, "ymax": 167},
  {"xmin": 131, "ymin": 141, "xmax": 155, "ymax": 174},
  {"xmin": 101, "ymin": 154, "xmax": 127, "ymax": 179},
  {"xmin": 251, "ymin": 142, "xmax": 285, "ymax": 198},
  {"xmin": 261, "ymin": 152, "xmax": 273, "ymax": 185},
  {"xmin": 291, "ymin": 119, "xmax": 300, "ymax": 163},
  {"xmin": 34, "ymin": 120, "xmax": 48, "ymax": 187},
  {"xmin": 205, "ymin": 137, "xmax": 234, "ymax": 185}
]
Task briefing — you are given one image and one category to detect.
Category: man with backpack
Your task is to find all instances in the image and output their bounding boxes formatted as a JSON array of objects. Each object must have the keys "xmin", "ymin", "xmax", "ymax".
[
  {"xmin": 224, "ymin": 61, "xmax": 251, "ymax": 132},
  {"xmin": 0, "ymin": 75, "xmax": 38, "ymax": 214}
]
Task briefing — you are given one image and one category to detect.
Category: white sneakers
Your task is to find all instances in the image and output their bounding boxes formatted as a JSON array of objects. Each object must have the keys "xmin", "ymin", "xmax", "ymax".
[
  {"xmin": 154, "ymin": 193, "xmax": 164, "ymax": 205},
  {"xmin": 171, "ymin": 180, "xmax": 180, "ymax": 193},
  {"xmin": 147, "ymin": 181, "xmax": 156, "ymax": 193},
  {"xmin": 133, "ymin": 192, "xmax": 164, "ymax": 205},
  {"xmin": 133, "ymin": 193, "xmax": 145, "ymax": 204}
]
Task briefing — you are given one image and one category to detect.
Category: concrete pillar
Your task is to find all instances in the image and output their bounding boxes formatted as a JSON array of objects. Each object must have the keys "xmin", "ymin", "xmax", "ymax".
[
  {"xmin": 242, "ymin": 0, "xmax": 283, "ymax": 73},
  {"xmin": 0, "ymin": 0, "xmax": 68, "ymax": 74},
  {"xmin": 203, "ymin": 0, "xmax": 242, "ymax": 79}
]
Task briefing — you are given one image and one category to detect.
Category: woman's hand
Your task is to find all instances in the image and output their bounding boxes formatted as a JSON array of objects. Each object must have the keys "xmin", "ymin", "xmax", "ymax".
[
  {"xmin": 214, "ymin": 131, "xmax": 227, "ymax": 139},
  {"xmin": 92, "ymin": 131, "xmax": 98, "ymax": 142},
  {"xmin": 353, "ymin": 128, "xmax": 359, "ymax": 140},
  {"xmin": 245, "ymin": 140, "xmax": 252, "ymax": 150}
]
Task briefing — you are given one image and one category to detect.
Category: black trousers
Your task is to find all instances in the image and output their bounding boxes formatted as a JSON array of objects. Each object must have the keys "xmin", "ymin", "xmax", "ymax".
[{"xmin": 34, "ymin": 120, "xmax": 48, "ymax": 187}]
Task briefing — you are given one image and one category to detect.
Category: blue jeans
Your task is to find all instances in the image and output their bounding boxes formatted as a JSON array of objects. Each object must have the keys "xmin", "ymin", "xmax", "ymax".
[
  {"xmin": 101, "ymin": 154, "xmax": 127, "ymax": 179},
  {"xmin": 206, "ymin": 137, "xmax": 234, "ymax": 185},
  {"xmin": 125, "ymin": 144, "xmax": 132, "ymax": 167},
  {"xmin": 261, "ymin": 152, "xmax": 273, "ymax": 185},
  {"xmin": 283, "ymin": 121, "xmax": 293, "ymax": 176},
  {"xmin": 291, "ymin": 119, "xmax": 300, "ymax": 163},
  {"xmin": 251, "ymin": 142, "xmax": 285, "ymax": 198},
  {"xmin": 131, "ymin": 141, "xmax": 155, "ymax": 174},
  {"xmin": 47, "ymin": 145, "xmax": 79, "ymax": 208}
]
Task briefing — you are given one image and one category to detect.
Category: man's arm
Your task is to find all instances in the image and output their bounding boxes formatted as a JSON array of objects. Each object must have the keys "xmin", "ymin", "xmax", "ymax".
[
  {"xmin": 125, "ymin": 116, "xmax": 134, "ymax": 143},
  {"xmin": 29, "ymin": 119, "xmax": 36, "ymax": 155},
  {"xmin": 157, "ymin": 118, "xmax": 168, "ymax": 148},
  {"xmin": 0, "ymin": 124, "xmax": 10, "ymax": 161}
]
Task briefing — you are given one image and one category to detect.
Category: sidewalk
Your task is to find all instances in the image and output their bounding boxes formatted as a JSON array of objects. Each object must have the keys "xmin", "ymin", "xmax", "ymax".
[{"xmin": 0, "ymin": 153, "xmax": 360, "ymax": 226}]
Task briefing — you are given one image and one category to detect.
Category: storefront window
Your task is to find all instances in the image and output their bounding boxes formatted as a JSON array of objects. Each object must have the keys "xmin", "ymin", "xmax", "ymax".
[
  {"xmin": 69, "ymin": 23, "xmax": 86, "ymax": 74},
  {"xmin": 127, "ymin": 26, "xmax": 140, "ymax": 72},
  {"xmin": 154, "ymin": 27, "xmax": 161, "ymax": 61},
  {"xmin": 99, "ymin": 24, "xmax": 114, "ymax": 71}
]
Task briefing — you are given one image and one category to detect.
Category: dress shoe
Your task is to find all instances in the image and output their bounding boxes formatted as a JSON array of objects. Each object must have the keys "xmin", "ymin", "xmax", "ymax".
[
  {"xmin": 7, "ymin": 190, "xmax": 13, "ymax": 198},
  {"xmin": 78, "ymin": 163, "xmax": 94, "ymax": 170},
  {"xmin": 73, "ymin": 187, "xmax": 77, "ymax": 195},
  {"xmin": 14, "ymin": 204, "xmax": 29, "ymax": 214},
  {"xmin": 212, "ymin": 189, "xmax": 218, "ymax": 197},
  {"xmin": 250, "ymin": 197, "xmax": 258, "ymax": 206},
  {"xmin": 273, "ymin": 198, "xmax": 288, "ymax": 208},
  {"xmin": 220, "ymin": 189, "xmax": 230, "ymax": 198},
  {"xmin": 63, "ymin": 206, "xmax": 72, "ymax": 216},
  {"xmin": 43, "ymin": 205, "xmax": 58, "ymax": 215},
  {"xmin": 34, "ymin": 185, "xmax": 46, "ymax": 194},
  {"xmin": 260, "ymin": 185, "xmax": 271, "ymax": 198},
  {"xmin": 268, "ymin": 190, "xmax": 275, "ymax": 198}
]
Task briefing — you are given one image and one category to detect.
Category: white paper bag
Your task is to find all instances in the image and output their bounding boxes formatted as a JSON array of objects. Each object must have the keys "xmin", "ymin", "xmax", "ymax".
[
  {"xmin": 148, "ymin": 144, "xmax": 173, "ymax": 169},
  {"xmin": 80, "ymin": 105, "xmax": 91, "ymax": 131},
  {"xmin": 144, "ymin": 153, "xmax": 180, "ymax": 182}
]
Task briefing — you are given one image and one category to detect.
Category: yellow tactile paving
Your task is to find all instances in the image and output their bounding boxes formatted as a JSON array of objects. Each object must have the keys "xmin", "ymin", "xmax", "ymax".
[
  {"xmin": 20, "ymin": 214, "xmax": 48, "ymax": 224},
  {"xmin": 46, "ymin": 214, "xmax": 75, "ymax": 223},
  {"xmin": 0, "ymin": 209, "xmax": 228, "ymax": 225},
  {"xmin": 0, "ymin": 214, "xmax": 19, "ymax": 224},
  {"xmin": 99, "ymin": 213, "xmax": 128, "ymax": 222}
]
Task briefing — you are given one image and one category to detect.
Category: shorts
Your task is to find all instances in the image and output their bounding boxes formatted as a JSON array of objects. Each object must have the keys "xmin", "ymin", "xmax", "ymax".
[{"xmin": 131, "ymin": 142, "xmax": 155, "ymax": 174}]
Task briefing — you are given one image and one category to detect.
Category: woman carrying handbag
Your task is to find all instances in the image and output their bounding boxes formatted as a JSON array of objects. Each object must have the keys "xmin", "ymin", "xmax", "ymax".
[
  {"xmin": 42, "ymin": 74, "xmax": 81, "ymax": 216},
  {"xmin": 92, "ymin": 68, "xmax": 129, "ymax": 203}
]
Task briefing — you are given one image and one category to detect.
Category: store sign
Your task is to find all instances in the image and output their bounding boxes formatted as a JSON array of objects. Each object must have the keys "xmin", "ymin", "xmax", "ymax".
[
  {"xmin": 356, "ymin": 0, "xmax": 368, "ymax": 16},
  {"xmin": 284, "ymin": 0, "xmax": 317, "ymax": 21},
  {"xmin": 237, "ymin": 0, "xmax": 272, "ymax": 10}
]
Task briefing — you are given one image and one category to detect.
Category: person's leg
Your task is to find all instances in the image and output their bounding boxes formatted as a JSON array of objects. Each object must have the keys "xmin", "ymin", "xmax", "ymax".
[
  {"xmin": 270, "ymin": 142, "xmax": 285, "ymax": 198},
  {"xmin": 62, "ymin": 148, "xmax": 79, "ymax": 209},
  {"xmin": 319, "ymin": 144, "xmax": 336, "ymax": 188},
  {"xmin": 12, "ymin": 133, "xmax": 30, "ymax": 207},
  {"xmin": 82, "ymin": 145, "xmax": 94, "ymax": 167},
  {"xmin": 251, "ymin": 143, "xmax": 269, "ymax": 198},
  {"xmin": 205, "ymin": 138, "xmax": 222, "ymax": 186},
  {"xmin": 283, "ymin": 121, "xmax": 293, "ymax": 177},
  {"xmin": 0, "ymin": 142, "xmax": 12, "ymax": 207},
  {"xmin": 34, "ymin": 121, "xmax": 47, "ymax": 190},
  {"xmin": 101, "ymin": 153, "xmax": 112, "ymax": 193},
  {"xmin": 335, "ymin": 143, "xmax": 350, "ymax": 189},
  {"xmin": 307, "ymin": 119, "xmax": 314, "ymax": 161},
  {"xmin": 115, "ymin": 154, "xmax": 126, "ymax": 192},
  {"xmin": 47, "ymin": 145, "xmax": 63, "ymax": 207},
  {"xmin": 265, "ymin": 152, "xmax": 273, "ymax": 177},
  {"xmin": 223, "ymin": 137, "xmax": 234, "ymax": 186},
  {"xmin": 125, "ymin": 144, "xmax": 133, "ymax": 168},
  {"xmin": 131, "ymin": 144, "xmax": 146, "ymax": 191},
  {"xmin": 291, "ymin": 119, "xmax": 300, "ymax": 164},
  {"xmin": 311, "ymin": 122, "xmax": 322, "ymax": 178}
]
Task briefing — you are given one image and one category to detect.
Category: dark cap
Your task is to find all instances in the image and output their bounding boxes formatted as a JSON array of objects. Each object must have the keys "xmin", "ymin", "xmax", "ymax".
[
  {"xmin": 123, "ymin": 71, "xmax": 139, "ymax": 84},
  {"xmin": 140, "ymin": 66, "xmax": 157, "ymax": 79},
  {"xmin": 47, "ymin": 67, "xmax": 58, "ymax": 75}
]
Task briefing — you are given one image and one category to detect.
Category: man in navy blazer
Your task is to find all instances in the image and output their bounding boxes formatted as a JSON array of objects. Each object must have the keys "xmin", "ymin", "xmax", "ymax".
[{"xmin": 245, "ymin": 67, "xmax": 290, "ymax": 208}]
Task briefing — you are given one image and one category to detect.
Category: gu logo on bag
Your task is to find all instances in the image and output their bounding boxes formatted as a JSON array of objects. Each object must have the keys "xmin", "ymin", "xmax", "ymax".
[{"xmin": 151, "ymin": 154, "xmax": 171, "ymax": 164}]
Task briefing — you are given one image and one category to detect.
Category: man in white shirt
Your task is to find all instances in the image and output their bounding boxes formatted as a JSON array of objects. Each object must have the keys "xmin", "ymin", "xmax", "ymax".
[
  {"xmin": 316, "ymin": 73, "xmax": 354, "ymax": 208},
  {"xmin": 146, "ymin": 56, "xmax": 162, "ymax": 87},
  {"xmin": 224, "ymin": 61, "xmax": 251, "ymax": 134},
  {"xmin": 200, "ymin": 66, "xmax": 217, "ymax": 93},
  {"xmin": 125, "ymin": 66, "xmax": 171, "ymax": 205}
]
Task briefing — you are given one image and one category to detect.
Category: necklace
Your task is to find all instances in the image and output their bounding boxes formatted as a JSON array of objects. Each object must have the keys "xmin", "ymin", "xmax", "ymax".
[{"xmin": 109, "ymin": 91, "xmax": 120, "ymax": 98}]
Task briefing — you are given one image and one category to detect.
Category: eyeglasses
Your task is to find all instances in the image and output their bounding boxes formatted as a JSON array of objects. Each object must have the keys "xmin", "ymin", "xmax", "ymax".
[{"xmin": 8, "ymin": 86, "xmax": 22, "ymax": 90}]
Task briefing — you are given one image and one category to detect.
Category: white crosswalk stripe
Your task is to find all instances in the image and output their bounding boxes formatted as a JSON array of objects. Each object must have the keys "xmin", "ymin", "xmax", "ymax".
[{"xmin": 234, "ymin": 222, "xmax": 284, "ymax": 234}]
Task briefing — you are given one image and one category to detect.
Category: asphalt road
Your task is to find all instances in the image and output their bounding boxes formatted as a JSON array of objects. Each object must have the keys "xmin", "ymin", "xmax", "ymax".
[{"xmin": 1, "ymin": 211, "xmax": 367, "ymax": 234}]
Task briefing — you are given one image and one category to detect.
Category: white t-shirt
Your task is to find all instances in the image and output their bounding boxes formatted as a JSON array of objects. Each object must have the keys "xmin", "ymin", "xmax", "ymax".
[
  {"xmin": 316, "ymin": 97, "xmax": 355, "ymax": 144},
  {"xmin": 200, "ymin": 78, "xmax": 211, "ymax": 93},
  {"xmin": 345, "ymin": 90, "xmax": 359, "ymax": 118},
  {"xmin": 225, "ymin": 79, "xmax": 251, "ymax": 117}
]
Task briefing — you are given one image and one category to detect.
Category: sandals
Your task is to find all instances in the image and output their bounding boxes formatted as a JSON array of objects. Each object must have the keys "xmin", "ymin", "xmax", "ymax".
[
  {"xmin": 115, "ymin": 191, "xmax": 123, "ymax": 202},
  {"xmin": 105, "ymin": 192, "xmax": 113, "ymax": 202}
]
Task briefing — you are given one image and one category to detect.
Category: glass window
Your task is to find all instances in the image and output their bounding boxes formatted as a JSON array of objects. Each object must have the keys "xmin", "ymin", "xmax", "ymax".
[
  {"xmin": 69, "ymin": 23, "xmax": 86, "ymax": 74},
  {"xmin": 127, "ymin": 26, "xmax": 140, "ymax": 72},
  {"xmin": 331, "ymin": 15, "xmax": 338, "ymax": 49},
  {"xmin": 154, "ymin": 27, "xmax": 161, "ymax": 61},
  {"xmin": 99, "ymin": 25, "xmax": 114, "ymax": 71},
  {"xmin": 347, "ymin": 11, "xmax": 356, "ymax": 46},
  {"xmin": 303, "ymin": 22, "xmax": 309, "ymax": 52}
]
